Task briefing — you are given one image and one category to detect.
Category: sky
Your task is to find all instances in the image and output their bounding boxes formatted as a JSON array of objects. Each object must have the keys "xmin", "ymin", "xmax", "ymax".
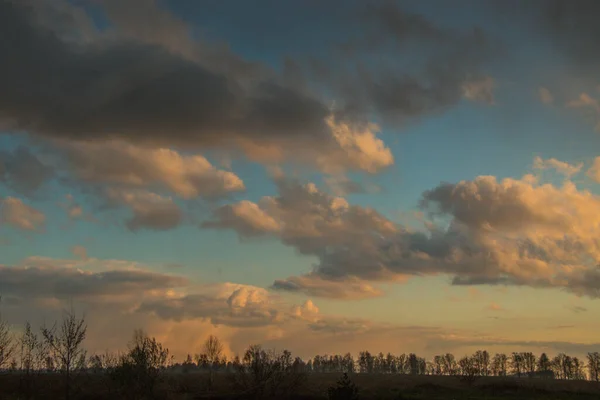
[{"xmin": 2, "ymin": 0, "xmax": 600, "ymax": 361}]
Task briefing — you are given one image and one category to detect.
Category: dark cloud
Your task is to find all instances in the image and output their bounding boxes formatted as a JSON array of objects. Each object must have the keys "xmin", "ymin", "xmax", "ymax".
[
  {"xmin": 0, "ymin": 0, "xmax": 331, "ymax": 148},
  {"xmin": 489, "ymin": 0, "xmax": 600, "ymax": 70},
  {"xmin": 0, "ymin": 262, "xmax": 188, "ymax": 301},
  {"xmin": 0, "ymin": 146, "xmax": 54, "ymax": 196},
  {"xmin": 0, "ymin": 0, "xmax": 495, "ymax": 161}
]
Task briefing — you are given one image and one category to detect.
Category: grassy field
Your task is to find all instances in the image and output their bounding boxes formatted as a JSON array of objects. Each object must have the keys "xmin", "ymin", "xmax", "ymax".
[{"xmin": 1, "ymin": 372, "xmax": 600, "ymax": 399}]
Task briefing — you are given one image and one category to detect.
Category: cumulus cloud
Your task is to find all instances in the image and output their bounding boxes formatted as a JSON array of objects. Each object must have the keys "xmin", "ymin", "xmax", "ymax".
[
  {"xmin": 105, "ymin": 188, "xmax": 183, "ymax": 232},
  {"xmin": 57, "ymin": 140, "xmax": 245, "ymax": 199},
  {"xmin": 0, "ymin": 0, "xmax": 391, "ymax": 175},
  {"xmin": 0, "ymin": 0, "xmax": 500, "ymax": 176},
  {"xmin": 533, "ymin": 156, "xmax": 583, "ymax": 177},
  {"xmin": 138, "ymin": 284, "xmax": 282, "ymax": 328},
  {"xmin": 205, "ymin": 173, "xmax": 600, "ymax": 299},
  {"xmin": 0, "ymin": 197, "xmax": 45, "ymax": 231}
]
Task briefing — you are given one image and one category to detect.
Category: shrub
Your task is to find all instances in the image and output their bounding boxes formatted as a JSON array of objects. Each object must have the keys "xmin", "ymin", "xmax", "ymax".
[{"xmin": 328, "ymin": 373, "xmax": 359, "ymax": 400}]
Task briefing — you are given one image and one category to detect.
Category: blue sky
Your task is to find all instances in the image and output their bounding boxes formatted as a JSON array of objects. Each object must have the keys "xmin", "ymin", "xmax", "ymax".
[{"xmin": 2, "ymin": 0, "xmax": 600, "ymax": 360}]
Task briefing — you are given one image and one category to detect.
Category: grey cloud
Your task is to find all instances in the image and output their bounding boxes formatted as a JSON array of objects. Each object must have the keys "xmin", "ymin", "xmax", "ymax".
[
  {"xmin": 0, "ymin": 263, "xmax": 188, "ymax": 301},
  {"xmin": 0, "ymin": 0, "xmax": 331, "ymax": 148},
  {"xmin": 0, "ymin": 0, "xmax": 495, "ymax": 164},
  {"xmin": 106, "ymin": 189, "xmax": 184, "ymax": 232},
  {"xmin": 0, "ymin": 146, "xmax": 54, "ymax": 197}
]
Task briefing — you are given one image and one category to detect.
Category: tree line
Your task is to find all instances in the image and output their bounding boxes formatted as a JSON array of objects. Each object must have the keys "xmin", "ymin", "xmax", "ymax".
[{"xmin": 1, "ymin": 309, "xmax": 600, "ymax": 398}]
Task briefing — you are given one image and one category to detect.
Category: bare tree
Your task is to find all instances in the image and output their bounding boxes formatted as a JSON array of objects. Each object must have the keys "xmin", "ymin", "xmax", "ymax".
[
  {"xmin": 41, "ymin": 309, "xmax": 87, "ymax": 400},
  {"xmin": 587, "ymin": 352, "xmax": 600, "ymax": 382},
  {"xmin": 538, "ymin": 353, "xmax": 551, "ymax": 373},
  {"xmin": 111, "ymin": 329, "xmax": 171, "ymax": 400},
  {"xmin": 0, "ymin": 296, "xmax": 16, "ymax": 370},
  {"xmin": 200, "ymin": 334, "xmax": 224, "ymax": 390},
  {"xmin": 510, "ymin": 352, "xmax": 524, "ymax": 377},
  {"xmin": 18, "ymin": 321, "xmax": 48, "ymax": 399},
  {"xmin": 492, "ymin": 353, "xmax": 508, "ymax": 376},
  {"xmin": 522, "ymin": 352, "xmax": 537, "ymax": 376}
]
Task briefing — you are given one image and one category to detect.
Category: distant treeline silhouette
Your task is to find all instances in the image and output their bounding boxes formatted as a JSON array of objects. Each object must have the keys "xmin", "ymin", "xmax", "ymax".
[{"xmin": 1, "ymin": 309, "xmax": 600, "ymax": 399}]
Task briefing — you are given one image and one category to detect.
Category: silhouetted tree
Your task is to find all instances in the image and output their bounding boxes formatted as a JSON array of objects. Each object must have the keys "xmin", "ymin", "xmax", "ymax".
[
  {"xmin": 510, "ymin": 352, "xmax": 524, "ymax": 377},
  {"xmin": 492, "ymin": 353, "xmax": 508, "ymax": 376},
  {"xmin": 521, "ymin": 352, "xmax": 536, "ymax": 375},
  {"xmin": 458, "ymin": 354, "xmax": 478, "ymax": 384},
  {"xmin": 233, "ymin": 344, "xmax": 306, "ymax": 398},
  {"xmin": 587, "ymin": 352, "xmax": 600, "ymax": 381},
  {"xmin": 442, "ymin": 353, "xmax": 457, "ymax": 375},
  {"xmin": 538, "ymin": 353, "xmax": 551, "ymax": 373},
  {"xmin": 199, "ymin": 334, "xmax": 224, "ymax": 390},
  {"xmin": 328, "ymin": 373, "xmax": 359, "ymax": 400},
  {"xmin": 343, "ymin": 353, "xmax": 355, "ymax": 373},
  {"xmin": 572, "ymin": 357, "xmax": 586, "ymax": 380},
  {"xmin": 473, "ymin": 350, "xmax": 490, "ymax": 376},
  {"xmin": 0, "ymin": 297, "xmax": 16, "ymax": 370},
  {"xmin": 41, "ymin": 309, "xmax": 87, "ymax": 400},
  {"xmin": 111, "ymin": 329, "xmax": 171, "ymax": 399},
  {"xmin": 18, "ymin": 321, "xmax": 48, "ymax": 399}
]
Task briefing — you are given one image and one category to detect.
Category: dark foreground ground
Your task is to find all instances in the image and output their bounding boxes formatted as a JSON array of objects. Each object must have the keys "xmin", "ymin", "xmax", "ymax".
[{"xmin": 2, "ymin": 372, "xmax": 600, "ymax": 399}]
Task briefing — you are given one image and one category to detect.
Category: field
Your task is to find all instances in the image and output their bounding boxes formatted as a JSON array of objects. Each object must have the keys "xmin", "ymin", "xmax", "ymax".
[{"xmin": 2, "ymin": 372, "xmax": 600, "ymax": 399}]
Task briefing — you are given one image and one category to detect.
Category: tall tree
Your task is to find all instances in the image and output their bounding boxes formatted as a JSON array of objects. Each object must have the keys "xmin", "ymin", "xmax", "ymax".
[
  {"xmin": 0, "ymin": 297, "xmax": 16, "ymax": 369},
  {"xmin": 538, "ymin": 353, "xmax": 551, "ymax": 373},
  {"xmin": 510, "ymin": 352, "xmax": 523, "ymax": 377},
  {"xmin": 587, "ymin": 352, "xmax": 600, "ymax": 382},
  {"xmin": 41, "ymin": 309, "xmax": 87, "ymax": 400},
  {"xmin": 201, "ymin": 335, "xmax": 224, "ymax": 390},
  {"xmin": 522, "ymin": 352, "xmax": 537, "ymax": 375}
]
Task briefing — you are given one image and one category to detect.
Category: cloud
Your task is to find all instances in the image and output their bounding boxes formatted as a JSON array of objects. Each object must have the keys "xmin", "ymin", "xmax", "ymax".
[
  {"xmin": 138, "ymin": 284, "xmax": 282, "ymax": 328},
  {"xmin": 533, "ymin": 156, "xmax": 583, "ymax": 177},
  {"xmin": 462, "ymin": 76, "xmax": 496, "ymax": 105},
  {"xmin": 0, "ymin": 197, "xmax": 46, "ymax": 232},
  {"xmin": 272, "ymin": 275, "xmax": 383, "ymax": 300},
  {"xmin": 0, "ymin": 258, "xmax": 188, "ymax": 303},
  {"xmin": 539, "ymin": 87, "xmax": 554, "ymax": 104},
  {"xmin": 291, "ymin": 300, "xmax": 320, "ymax": 321},
  {"xmin": 567, "ymin": 93, "xmax": 600, "ymax": 111},
  {"xmin": 566, "ymin": 93, "xmax": 600, "ymax": 131},
  {"xmin": 104, "ymin": 188, "xmax": 183, "ymax": 232},
  {"xmin": 0, "ymin": 0, "xmax": 502, "ymax": 176},
  {"xmin": 1, "ymin": 256, "xmax": 594, "ymax": 362},
  {"xmin": 206, "ymin": 172, "xmax": 600, "ymax": 299},
  {"xmin": 0, "ymin": 146, "xmax": 54, "ymax": 196},
  {"xmin": 586, "ymin": 157, "xmax": 600, "ymax": 183},
  {"xmin": 0, "ymin": 0, "xmax": 395, "ymax": 175},
  {"xmin": 56, "ymin": 140, "xmax": 245, "ymax": 199}
]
